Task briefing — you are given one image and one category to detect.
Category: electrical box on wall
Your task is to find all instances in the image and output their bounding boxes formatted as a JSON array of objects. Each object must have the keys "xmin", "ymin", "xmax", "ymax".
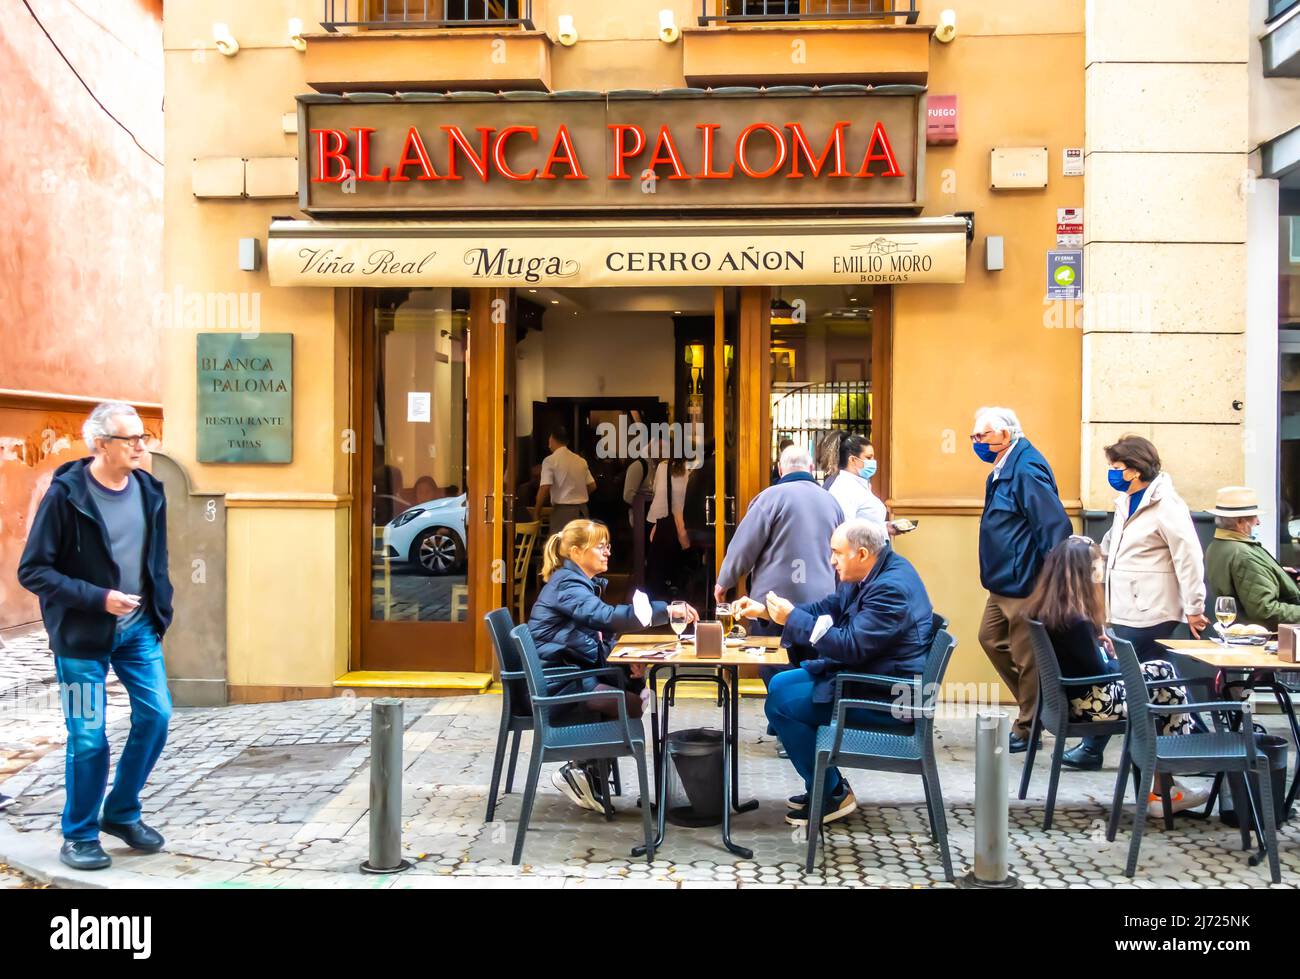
[{"xmin": 990, "ymin": 147, "xmax": 1048, "ymax": 189}]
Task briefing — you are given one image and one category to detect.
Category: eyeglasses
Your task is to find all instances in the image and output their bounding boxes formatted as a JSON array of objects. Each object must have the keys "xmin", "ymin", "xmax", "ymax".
[
  {"xmin": 590, "ymin": 543, "xmax": 612, "ymax": 554},
  {"xmin": 969, "ymin": 431, "xmax": 1004, "ymax": 444},
  {"xmin": 105, "ymin": 435, "xmax": 148, "ymax": 448}
]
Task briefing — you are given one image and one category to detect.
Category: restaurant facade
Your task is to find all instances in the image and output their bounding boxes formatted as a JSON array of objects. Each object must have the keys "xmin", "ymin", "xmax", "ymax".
[{"xmin": 156, "ymin": 0, "xmax": 1256, "ymax": 705}]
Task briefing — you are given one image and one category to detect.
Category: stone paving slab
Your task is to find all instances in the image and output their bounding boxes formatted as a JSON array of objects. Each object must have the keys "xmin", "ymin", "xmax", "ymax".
[{"xmin": 2, "ymin": 631, "xmax": 1300, "ymax": 889}]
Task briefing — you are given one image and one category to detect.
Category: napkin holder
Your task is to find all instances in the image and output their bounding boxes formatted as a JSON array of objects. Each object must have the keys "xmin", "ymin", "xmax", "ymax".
[
  {"xmin": 695, "ymin": 621, "xmax": 724, "ymax": 658},
  {"xmin": 1279, "ymin": 624, "xmax": 1300, "ymax": 663}
]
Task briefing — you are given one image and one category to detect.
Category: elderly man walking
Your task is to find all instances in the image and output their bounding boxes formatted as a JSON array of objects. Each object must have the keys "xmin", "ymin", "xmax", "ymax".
[
  {"xmin": 18, "ymin": 402, "xmax": 174, "ymax": 871},
  {"xmin": 734, "ymin": 519, "xmax": 934, "ymax": 826},
  {"xmin": 971, "ymin": 406, "xmax": 1071, "ymax": 752},
  {"xmin": 715, "ymin": 443, "xmax": 844, "ymax": 687}
]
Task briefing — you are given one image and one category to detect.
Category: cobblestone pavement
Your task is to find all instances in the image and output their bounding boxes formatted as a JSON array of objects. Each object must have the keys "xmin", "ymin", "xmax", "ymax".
[{"xmin": 2, "ymin": 630, "xmax": 1299, "ymax": 889}]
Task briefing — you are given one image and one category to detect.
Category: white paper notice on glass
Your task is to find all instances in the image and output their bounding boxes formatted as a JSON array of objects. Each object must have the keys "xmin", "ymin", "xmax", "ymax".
[
  {"xmin": 632, "ymin": 589, "xmax": 653, "ymax": 627},
  {"xmin": 407, "ymin": 392, "xmax": 431, "ymax": 423},
  {"xmin": 809, "ymin": 614, "xmax": 834, "ymax": 646}
]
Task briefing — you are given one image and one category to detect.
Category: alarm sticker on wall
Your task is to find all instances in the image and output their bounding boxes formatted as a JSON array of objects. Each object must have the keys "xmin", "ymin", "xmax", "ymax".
[
  {"xmin": 1056, "ymin": 207, "xmax": 1083, "ymax": 249},
  {"xmin": 1063, "ymin": 148, "xmax": 1084, "ymax": 177}
]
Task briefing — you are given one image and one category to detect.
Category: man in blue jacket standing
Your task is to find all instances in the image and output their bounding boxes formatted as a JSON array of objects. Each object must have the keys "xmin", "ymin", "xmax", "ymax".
[
  {"xmin": 971, "ymin": 406, "xmax": 1071, "ymax": 752},
  {"xmin": 736, "ymin": 519, "xmax": 934, "ymax": 827},
  {"xmin": 18, "ymin": 402, "xmax": 174, "ymax": 871}
]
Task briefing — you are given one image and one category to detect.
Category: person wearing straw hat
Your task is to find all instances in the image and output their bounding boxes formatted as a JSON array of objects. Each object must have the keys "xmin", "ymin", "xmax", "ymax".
[{"xmin": 1205, "ymin": 486, "xmax": 1300, "ymax": 630}]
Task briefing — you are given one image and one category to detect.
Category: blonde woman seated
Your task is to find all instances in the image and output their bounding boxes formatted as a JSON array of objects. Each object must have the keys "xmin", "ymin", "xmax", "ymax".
[
  {"xmin": 527, "ymin": 519, "xmax": 699, "ymax": 811},
  {"xmin": 1023, "ymin": 536, "xmax": 1204, "ymax": 818}
]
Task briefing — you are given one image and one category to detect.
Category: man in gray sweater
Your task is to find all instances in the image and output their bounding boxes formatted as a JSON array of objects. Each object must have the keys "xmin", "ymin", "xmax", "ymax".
[{"xmin": 715, "ymin": 443, "xmax": 844, "ymax": 689}]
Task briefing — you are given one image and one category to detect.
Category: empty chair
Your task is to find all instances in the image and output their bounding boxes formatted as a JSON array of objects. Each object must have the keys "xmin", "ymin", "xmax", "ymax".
[
  {"xmin": 506, "ymin": 623, "xmax": 655, "ymax": 866},
  {"xmin": 804, "ymin": 619, "xmax": 957, "ymax": 879},
  {"xmin": 1018, "ymin": 618, "xmax": 1129, "ymax": 830},
  {"xmin": 1106, "ymin": 637, "xmax": 1280, "ymax": 882},
  {"xmin": 513, "ymin": 520, "xmax": 541, "ymax": 621}
]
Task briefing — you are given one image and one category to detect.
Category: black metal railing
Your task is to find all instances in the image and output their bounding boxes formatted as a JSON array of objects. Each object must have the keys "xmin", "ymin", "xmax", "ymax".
[
  {"xmin": 770, "ymin": 380, "xmax": 871, "ymax": 481},
  {"xmin": 701, "ymin": 0, "xmax": 918, "ymax": 26},
  {"xmin": 322, "ymin": 0, "xmax": 534, "ymax": 32}
]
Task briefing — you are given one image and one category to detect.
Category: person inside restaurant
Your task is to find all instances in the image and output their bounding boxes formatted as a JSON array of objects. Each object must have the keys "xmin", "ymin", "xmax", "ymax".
[
  {"xmin": 534, "ymin": 427, "xmax": 596, "ymax": 536},
  {"xmin": 645, "ymin": 450, "xmax": 692, "ymax": 599},
  {"xmin": 823, "ymin": 431, "xmax": 887, "ymax": 525},
  {"xmin": 734, "ymin": 519, "xmax": 934, "ymax": 828},
  {"xmin": 1206, "ymin": 486, "xmax": 1300, "ymax": 629},
  {"xmin": 1063, "ymin": 436, "xmax": 1207, "ymax": 770},
  {"xmin": 1023, "ymin": 536, "xmax": 1203, "ymax": 816},
  {"xmin": 528, "ymin": 519, "xmax": 699, "ymax": 812}
]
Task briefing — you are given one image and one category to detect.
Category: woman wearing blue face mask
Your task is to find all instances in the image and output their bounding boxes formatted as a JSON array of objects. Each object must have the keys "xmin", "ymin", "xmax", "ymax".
[
  {"xmin": 1062, "ymin": 434, "xmax": 1208, "ymax": 771},
  {"xmin": 825, "ymin": 431, "xmax": 888, "ymax": 526}
]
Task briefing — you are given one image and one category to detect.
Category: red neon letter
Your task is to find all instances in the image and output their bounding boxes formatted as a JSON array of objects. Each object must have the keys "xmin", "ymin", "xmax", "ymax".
[
  {"xmin": 786, "ymin": 122, "xmax": 850, "ymax": 178},
  {"xmin": 538, "ymin": 125, "xmax": 588, "ymax": 180},
  {"xmin": 391, "ymin": 127, "xmax": 440, "ymax": 182},
  {"xmin": 854, "ymin": 121, "xmax": 904, "ymax": 178},
  {"xmin": 735, "ymin": 124, "xmax": 788, "ymax": 179},
  {"xmin": 695, "ymin": 124, "xmax": 734, "ymax": 179},
  {"xmin": 442, "ymin": 126, "xmax": 494, "ymax": 182},
  {"xmin": 607, "ymin": 124, "xmax": 646, "ymax": 180},
  {"xmin": 351, "ymin": 128, "xmax": 390, "ymax": 182},
  {"xmin": 493, "ymin": 126, "xmax": 539, "ymax": 181},
  {"xmin": 310, "ymin": 129, "xmax": 350, "ymax": 182},
  {"xmin": 645, "ymin": 125, "xmax": 690, "ymax": 180}
]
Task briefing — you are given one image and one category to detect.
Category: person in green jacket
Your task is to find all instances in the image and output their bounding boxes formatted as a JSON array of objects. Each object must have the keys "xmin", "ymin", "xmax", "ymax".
[{"xmin": 1205, "ymin": 486, "xmax": 1300, "ymax": 629}]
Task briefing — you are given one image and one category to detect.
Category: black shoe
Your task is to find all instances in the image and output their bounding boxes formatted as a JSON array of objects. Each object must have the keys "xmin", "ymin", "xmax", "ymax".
[
  {"xmin": 99, "ymin": 819, "xmax": 165, "ymax": 853},
  {"xmin": 787, "ymin": 792, "xmax": 808, "ymax": 810},
  {"xmin": 786, "ymin": 783, "xmax": 857, "ymax": 826},
  {"xmin": 1009, "ymin": 734, "xmax": 1042, "ymax": 754},
  {"xmin": 1061, "ymin": 743, "xmax": 1104, "ymax": 770},
  {"xmin": 60, "ymin": 840, "xmax": 111, "ymax": 870}
]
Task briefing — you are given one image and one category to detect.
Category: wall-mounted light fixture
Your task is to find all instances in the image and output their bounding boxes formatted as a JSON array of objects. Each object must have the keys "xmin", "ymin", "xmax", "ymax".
[
  {"xmin": 288, "ymin": 18, "xmax": 306, "ymax": 53},
  {"xmin": 658, "ymin": 9, "xmax": 679, "ymax": 44},
  {"xmin": 213, "ymin": 22, "xmax": 239, "ymax": 56},
  {"xmin": 934, "ymin": 9, "xmax": 957, "ymax": 43},
  {"xmin": 557, "ymin": 14, "xmax": 578, "ymax": 46}
]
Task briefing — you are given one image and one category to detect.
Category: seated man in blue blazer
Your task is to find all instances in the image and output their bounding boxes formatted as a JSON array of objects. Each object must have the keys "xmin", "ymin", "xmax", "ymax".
[{"xmin": 735, "ymin": 519, "xmax": 934, "ymax": 826}]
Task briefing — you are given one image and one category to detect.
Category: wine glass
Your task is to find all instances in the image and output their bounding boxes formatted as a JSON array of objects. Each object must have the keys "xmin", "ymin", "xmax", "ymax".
[
  {"xmin": 1215, "ymin": 596, "xmax": 1237, "ymax": 643},
  {"xmin": 669, "ymin": 601, "xmax": 689, "ymax": 649}
]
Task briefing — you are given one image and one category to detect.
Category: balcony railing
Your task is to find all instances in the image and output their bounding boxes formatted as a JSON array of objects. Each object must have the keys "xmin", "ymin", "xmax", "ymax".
[
  {"xmin": 700, "ymin": 0, "xmax": 919, "ymax": 25},
  {"xmin": 321, "ymin": 0, "xmax": 534, "ymax": 32}
]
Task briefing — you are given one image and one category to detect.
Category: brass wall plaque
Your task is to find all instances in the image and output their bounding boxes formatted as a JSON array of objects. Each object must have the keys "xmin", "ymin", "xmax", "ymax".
[{"xmin": 196, "ymin": 333, "xmax": 293, "ymax": 464}]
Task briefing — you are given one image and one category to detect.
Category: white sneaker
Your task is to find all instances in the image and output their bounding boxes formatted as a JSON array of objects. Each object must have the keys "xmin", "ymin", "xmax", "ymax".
[
  {"xmin": 552, "ymin": 764, "xmax": 599, "ymax": 812},
  {"xmin": 1146, "ymin": 782, "xmax": 1211, "ymax": 819}
]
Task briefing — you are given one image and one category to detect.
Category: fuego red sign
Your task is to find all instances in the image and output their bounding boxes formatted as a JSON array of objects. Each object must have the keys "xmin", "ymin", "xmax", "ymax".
[
  {"xmin": 926, "ymin": 95, "xmax": 958, "ymax": 145},
  {"xmin": 309, "ymin": 120, "xmax": 905, "ymax": 185}
]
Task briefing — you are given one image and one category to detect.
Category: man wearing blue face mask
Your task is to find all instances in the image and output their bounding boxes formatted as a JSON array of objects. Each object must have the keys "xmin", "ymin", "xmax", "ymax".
[{"xmin": 972, "ymin": 406, "xmax": 1072, "ymax": 752}]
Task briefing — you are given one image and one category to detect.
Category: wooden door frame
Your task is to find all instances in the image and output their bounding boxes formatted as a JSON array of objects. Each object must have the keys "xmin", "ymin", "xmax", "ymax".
[
  {"xmin": 736, "ymin": 286, "xmax": 772, "ymax": 525},
  {"xmin": 469, "ymin": 288, "xmax": 509, "ymax": 673},
  {"xmin": 871, "ymin": 287, "xmax": 893, "ymax": 506}
]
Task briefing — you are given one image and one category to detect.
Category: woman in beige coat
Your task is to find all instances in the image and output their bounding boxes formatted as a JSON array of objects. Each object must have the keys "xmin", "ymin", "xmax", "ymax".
[{"xmin": 1063, "ymin": 435, "xmax": 1209, "ymax": 775}]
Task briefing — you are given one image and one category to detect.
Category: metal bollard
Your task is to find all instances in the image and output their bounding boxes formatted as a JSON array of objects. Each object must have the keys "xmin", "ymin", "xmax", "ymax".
[
  {"xmin": 359, "ymin": 698, "xmax": 412, "ymax": 874},
  {"xmin": 957, "ymin": 709, "xmax": 1020, "ymax": 888}
]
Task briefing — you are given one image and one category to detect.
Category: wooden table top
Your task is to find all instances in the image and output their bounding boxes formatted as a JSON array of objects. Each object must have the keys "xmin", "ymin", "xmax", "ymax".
[
  {"xmin": 1159, "ymin": 638, "xmax": 1299, "ymax": 671},
  {"xmin": 609, "ymin": 633, "xmax": 788, "ymax": 666}
]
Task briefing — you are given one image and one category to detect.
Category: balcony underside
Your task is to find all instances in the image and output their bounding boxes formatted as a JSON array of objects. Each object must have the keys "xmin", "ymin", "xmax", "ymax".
[{"xmin": 304, "ymin": 30, "xmax": 553, "ymax": 92}]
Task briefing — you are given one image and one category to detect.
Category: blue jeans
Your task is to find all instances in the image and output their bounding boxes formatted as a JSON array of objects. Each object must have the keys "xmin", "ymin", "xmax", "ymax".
[
  {"xmin": 54, "ymin": 617, "xmax": 172, "ymax": 841},
  {"xmin": 765, "ymin": 669, "xmax": 909, "ymax": 800}
]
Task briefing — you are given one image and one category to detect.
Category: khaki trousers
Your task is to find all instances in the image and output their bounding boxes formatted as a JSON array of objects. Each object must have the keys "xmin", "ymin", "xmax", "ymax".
[{"xmin": 977, "ymin": 593, "xmax": 1038, "ymax": 739}]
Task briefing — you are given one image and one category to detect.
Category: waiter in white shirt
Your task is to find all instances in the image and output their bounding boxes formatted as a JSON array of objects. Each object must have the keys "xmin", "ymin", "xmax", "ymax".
[
  {"xmin": 825, "ymin": 432, "xmax": 887, "ymax": 525},
  {"xmin": 534, "ymin": 427, "xmax": 597, "ymax": 535}
]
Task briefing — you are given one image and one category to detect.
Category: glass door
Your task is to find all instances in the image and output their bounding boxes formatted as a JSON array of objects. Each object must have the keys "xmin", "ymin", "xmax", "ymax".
[{"xmin": 357, "ymin": 287, "xmax": 478, "ymax": 671}]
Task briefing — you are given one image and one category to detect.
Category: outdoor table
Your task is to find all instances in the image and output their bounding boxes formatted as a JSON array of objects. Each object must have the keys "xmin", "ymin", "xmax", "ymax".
[
  {"xmin": 608, "ymin": 633, "xmax": 788, "ymax": 860},
  {"xmin": 1160, "ymin": 639, "xmax": 1300, "ymax": 810}
]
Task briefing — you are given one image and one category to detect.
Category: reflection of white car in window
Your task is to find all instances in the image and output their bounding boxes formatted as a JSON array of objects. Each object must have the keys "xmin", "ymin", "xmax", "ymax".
[{"xmin": 382, "ymin": 494, "xmax": 467, "ymax": 575}]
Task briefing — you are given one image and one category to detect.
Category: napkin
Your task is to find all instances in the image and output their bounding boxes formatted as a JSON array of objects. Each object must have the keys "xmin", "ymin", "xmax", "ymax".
[
  {"xmin": 632, "ymin": 589, "xmax": 653, "ymax": 627},
  {"xmin": 809, "ymin": 614, "xmax": 833, "ymax": 646}
]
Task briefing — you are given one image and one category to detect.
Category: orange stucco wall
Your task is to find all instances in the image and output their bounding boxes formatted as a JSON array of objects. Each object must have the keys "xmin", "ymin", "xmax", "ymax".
[{"xmin": 0, "ymin": 0, "xmax": 163, "ymax": 629}]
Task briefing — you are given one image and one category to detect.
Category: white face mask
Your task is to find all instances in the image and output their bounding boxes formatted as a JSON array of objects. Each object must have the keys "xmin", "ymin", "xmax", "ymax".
[{"xmin": 1249, "ymin": 524, "xmax": 1261, "ymax": 541}]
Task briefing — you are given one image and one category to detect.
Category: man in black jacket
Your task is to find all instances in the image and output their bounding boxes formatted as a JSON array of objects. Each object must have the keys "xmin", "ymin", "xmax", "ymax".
[{"xmin": 18, "ymin": 402, "xmax": 174, "ymax": 871}]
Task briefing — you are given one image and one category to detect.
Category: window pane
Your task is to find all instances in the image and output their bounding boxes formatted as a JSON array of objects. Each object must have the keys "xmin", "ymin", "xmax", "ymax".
[{"xmin": 372, "ymin": 289, "xmax": 469, "ymax": 623}]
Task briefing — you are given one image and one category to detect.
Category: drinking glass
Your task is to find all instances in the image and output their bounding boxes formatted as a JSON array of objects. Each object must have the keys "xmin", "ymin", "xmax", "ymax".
[
  {"xmin": 669, "ymin": 602, "xmax": 689, "ymax": 649},
  {"xmin": 1215, "ymin": 596, "xmax": 1237, "ymax": 643},
  {"xmin": 716, "ymin": 602, "xmax": 735, "ymax": 638}
]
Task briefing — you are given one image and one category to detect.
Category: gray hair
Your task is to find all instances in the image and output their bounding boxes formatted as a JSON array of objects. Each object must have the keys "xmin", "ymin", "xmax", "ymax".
[
  {"xmin": 1215, "ymin": 515, "xmax": 1249, "ymax": 531},
  {"xmin": 778, "ymin": 443, "xmax": 812, "ymax": 475},
  {"xmin": 83, "ymin": 402, "xmax": 140, "ymax": 451},
  {"xmin": 836, "ymin": 518, "xmax": 889, "ymax": 556},
  {"xmin": 973, "ymin": 406, "xmax": 1023, "ymax": 437}
]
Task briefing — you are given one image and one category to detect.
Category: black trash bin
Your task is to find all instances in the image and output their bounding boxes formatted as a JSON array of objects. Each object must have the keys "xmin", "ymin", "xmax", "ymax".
[
  {"xmin": 664, "ymin": 728, "xmax": 724, "ymax": 827},
  {"xmin": 1221, "ymin": 734, "xmax": 1290, "ymax": 828}
]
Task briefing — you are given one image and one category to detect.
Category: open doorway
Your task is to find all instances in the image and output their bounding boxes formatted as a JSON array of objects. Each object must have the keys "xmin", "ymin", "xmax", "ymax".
[{"xmin": 510, "ymin": 286, "xmax": 739, "ymax": 616}]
